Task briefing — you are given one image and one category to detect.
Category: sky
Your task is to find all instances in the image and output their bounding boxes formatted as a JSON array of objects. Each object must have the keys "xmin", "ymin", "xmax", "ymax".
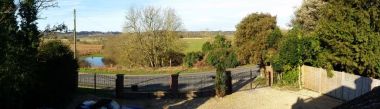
[{"xmin": 37, "ymin": 0, "xmax": 303, "ymax": 32}]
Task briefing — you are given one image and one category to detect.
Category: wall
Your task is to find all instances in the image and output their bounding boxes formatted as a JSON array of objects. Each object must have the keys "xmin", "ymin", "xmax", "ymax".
[{"xmin": 301, "ymin": 65, "xmax": 380, "ymax": 101}]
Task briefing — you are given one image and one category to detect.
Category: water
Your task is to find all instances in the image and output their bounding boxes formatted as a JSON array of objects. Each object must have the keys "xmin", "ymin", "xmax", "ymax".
[{"xmin": 84, "ymin": 57, "xmax": 105, "ymax": 67}]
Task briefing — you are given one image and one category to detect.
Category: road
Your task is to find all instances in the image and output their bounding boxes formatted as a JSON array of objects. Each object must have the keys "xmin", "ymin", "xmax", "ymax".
[{"xmin": 78, "ymin": 65, "xmax": 259, "ymax": 92}]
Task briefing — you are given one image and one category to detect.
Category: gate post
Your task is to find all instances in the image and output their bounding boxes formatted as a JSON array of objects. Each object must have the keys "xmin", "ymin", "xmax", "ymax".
[
  {"xmin": 225, "ymin": 71, "xmax": 232, "ymax": 95},
  {"xmin": 170, "ymin": 74, "xmax": 179, "ymax": 93},
  {"xmin": 250, "ymin": 70, "xmax": 253, "ymax": 89},
  {"xmin": 116, "ymin": 74, "xmax": 124, "ymax": 98}
]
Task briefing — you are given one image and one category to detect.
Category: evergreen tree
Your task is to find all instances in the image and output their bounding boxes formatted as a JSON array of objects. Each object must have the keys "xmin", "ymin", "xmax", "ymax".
[
  {"xmin": 0, "ymin": 0, "xmax": 26, "ymax": 108},
  {"xmin": 315, "ymin": 0, "xmax": 380, "ymax": 77}
]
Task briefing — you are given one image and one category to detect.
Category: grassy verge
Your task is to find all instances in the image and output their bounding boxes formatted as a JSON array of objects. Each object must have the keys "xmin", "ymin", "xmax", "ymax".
[
  {"xmin": 79, "ymin": 53, "xmax": 104, "ymax": 58},
  {"xmin": 79, "ymin": 66, "xmax": 214, "ymax": 75}
]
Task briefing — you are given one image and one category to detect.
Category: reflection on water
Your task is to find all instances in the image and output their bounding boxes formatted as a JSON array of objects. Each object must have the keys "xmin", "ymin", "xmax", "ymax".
[{"xmin": 84, "ymin": 57, "xmax": 105, "ymax": 67}]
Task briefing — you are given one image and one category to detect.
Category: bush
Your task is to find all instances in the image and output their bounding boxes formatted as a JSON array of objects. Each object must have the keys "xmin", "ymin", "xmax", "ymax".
[
  {"xmin": 36, "ymin": 41, "xmax": 79, "ymax": 107},
  {"xmin": 101, "ymin": 57, "xmax": 116, "ymax": 66},
  {"xmin": 194, "ymin": 60, "xmax": 207, "ymax": 68},
  {"xmin": 225, "ymin": 52, "xmax": 239, "ymax": 68},
  {"xmin": 279, "ymin": 69, "xmax": 299, "ymax": 86},
  {"xmin": 183, "ymin": 51, "xmax": 204, "ymax": 67},
  {"xmin": 164, "ymin": 50, "xmax": 185, "ymax": 66},
  {"xmin": 202, "ymin": 42, "xmax": 213, "ymax": 53}
]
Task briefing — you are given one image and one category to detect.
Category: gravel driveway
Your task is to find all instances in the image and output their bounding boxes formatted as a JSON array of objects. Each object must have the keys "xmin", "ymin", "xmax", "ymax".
[{"xmin": 196, "ymin": 87, "xmax": 343, "ymax": 109}]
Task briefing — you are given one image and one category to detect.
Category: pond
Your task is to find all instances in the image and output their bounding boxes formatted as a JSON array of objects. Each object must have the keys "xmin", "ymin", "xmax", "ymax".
[{"xmin": 84, "ymin": 56, "xmax": 105, "ymax": 67}]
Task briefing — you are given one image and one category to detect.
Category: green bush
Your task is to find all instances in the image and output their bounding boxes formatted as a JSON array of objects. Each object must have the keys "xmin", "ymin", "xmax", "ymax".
[
  {"xmin": 36, "ymin": 41, "xmax": 79, "ymax": 107},
  {"xmin": 279, "ymin": 69, "xmax": 299, "ymax": 86},
  {"xmin": 202, "ymin": 42, "xmax": 213, "ymax": 53},
  {"xmin": 164, "ymin": 50, "xmax": 185, "ymax": 66},
  {"xmin": 183, "ymin": 51, "xmax": 203, "ymax": 67},
  {"xmin": 225, "ymin": 51, "xmax": 239, "ymax": 68}
]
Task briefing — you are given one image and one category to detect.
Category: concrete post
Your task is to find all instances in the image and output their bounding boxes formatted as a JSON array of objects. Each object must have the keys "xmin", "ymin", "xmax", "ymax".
[{"xmin": 116, "ymin": 74, "xmax": 124, "ymax": 98}]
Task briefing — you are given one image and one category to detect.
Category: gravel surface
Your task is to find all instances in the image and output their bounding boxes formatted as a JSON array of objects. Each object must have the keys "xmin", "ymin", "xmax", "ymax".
[
  {"xmin": 112, "ymin": 87, "xmax": 343, "ymax": 109},
  {"xmin": 197, "ymin": 87, "xmax": 343, "ymax": 109}
]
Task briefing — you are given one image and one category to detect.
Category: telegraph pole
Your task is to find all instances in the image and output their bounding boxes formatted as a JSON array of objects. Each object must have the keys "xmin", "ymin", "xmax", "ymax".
[{"xmin": 73, "ymin": 9, "xmax": 77, "ymax": 59}]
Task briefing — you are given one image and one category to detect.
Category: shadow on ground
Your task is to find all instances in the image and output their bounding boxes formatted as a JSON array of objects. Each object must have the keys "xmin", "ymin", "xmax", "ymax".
[{"xmin": 292, "ymin": 76, "xmax": 373, "ymax": 109}]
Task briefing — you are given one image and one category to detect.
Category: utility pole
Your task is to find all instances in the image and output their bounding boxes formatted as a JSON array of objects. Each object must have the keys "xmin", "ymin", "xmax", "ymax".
[{"xmin": 73, "ymin": 9, "xmax": 77, "ymax": 59}]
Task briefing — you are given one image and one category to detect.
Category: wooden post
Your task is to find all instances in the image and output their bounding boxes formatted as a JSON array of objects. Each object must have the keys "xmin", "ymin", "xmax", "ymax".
[{"xmin": 116, "ymin": 74, "xmax": 124, "ymax": 98}]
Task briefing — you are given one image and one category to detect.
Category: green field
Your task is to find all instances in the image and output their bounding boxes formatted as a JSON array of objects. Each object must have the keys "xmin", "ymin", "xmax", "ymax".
[{"xmin": 182, "ymin": 38, "xmax": 210, "ymax": 53}]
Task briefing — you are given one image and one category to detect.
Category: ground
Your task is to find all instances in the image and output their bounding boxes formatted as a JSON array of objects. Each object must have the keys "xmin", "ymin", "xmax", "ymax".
[
  {"xmin": 196, "ymin": 87, "xmax": 342, "ymax": 109},
  {"xmin": 115, "ymin": 85, "xmax": 342, "ymax": 109}
]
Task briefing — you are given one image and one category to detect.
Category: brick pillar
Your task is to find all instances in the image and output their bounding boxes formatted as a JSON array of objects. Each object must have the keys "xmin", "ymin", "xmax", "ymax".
[
  {"xmin": 225, "ymin": 71, "xmax": 232, "ymax": 95},
  {"xmin": 170, "ymin": 74, "xmax": 179, "ymax": 93},
  {"xmin": 116, "ymin": 74, "xmax": 124, "ymax": 98}
]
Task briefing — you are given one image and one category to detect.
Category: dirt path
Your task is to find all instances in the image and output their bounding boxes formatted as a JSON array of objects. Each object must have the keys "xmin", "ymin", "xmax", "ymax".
[{"xmin": 197, "ymin": 87, "xmax": 343, "ymax": 109}]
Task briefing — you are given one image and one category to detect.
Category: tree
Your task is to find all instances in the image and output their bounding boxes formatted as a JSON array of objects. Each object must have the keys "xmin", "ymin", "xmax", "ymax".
[
  {"xmin": 0, "ymin": 0, "xmax": 41, "ymax": 108},
  {"xmin": 235, "ymin": 13, "xmax": 276, "ymax": 67},
  {"xmin": 265, "ymin": 27, "xmax": 283, "ymax": 63},
  {"xmin": 204, "ymin": 35, "xmax": 238, "ymax": 97},
  {"xmin": 314, "ymin": 0, "xmax": 380, "ymax": 78},
  {"xmin": 0, "ymin": 0, "xmax": 22, "ymax": 108},
  {"xmin": 0, "ymin": 0, "xmax": 77, "ymax": 108},
  {"xmin": 108, "ymin": 6, "xmax": 185, "ymax": 67},
  {"xmin": 292, "ymin": 0, "xmax": 325, "ymax": 32}
]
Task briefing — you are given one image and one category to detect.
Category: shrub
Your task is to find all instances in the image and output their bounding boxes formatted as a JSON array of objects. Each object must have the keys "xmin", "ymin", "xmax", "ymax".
[
  {"xmin": 225, "ymin": 52, "xmax": 239, "ymax": 68},
  {"xmin": 164, "ymin": 50, "xmax": 185, "ymax": 66},
  {"xmin": 279, "ymin": 69, "xmax": 299, "ymax": 86},
  {"xmin": 37, "ymin": 41, "xmax": 79, "ymax": 107},
  {"xmin": 202, "ymin": 42, "xmax": 213, "ymax": 53},
  {"xmin": 183, "ymin": 51, "xmax": 203, "ymax": 67},
  {"xmin": 194, "ymin": 60, "xmax": 207, "ymax": 68}
]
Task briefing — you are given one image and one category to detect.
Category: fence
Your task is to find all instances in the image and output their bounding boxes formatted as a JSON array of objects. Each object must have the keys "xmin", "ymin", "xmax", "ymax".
[
  {"xmin": 301, "ymin": 65, "xmax": 380, "ymax": 101},
  {"xmin": 78, "ymin": 73, "xmax": 115, "ymax": 89},
  {"xmin": 78, "ymin": 69, "xmax": 257, "ymax": 95}
]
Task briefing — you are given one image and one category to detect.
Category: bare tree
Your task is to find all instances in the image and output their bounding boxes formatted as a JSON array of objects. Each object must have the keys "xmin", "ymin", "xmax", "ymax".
[{"xmin": 107, "ymin": 6, "xmax": 184, "ymax": 67}]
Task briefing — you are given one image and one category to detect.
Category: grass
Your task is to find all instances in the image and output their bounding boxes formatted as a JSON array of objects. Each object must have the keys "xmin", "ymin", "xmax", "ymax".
[
  {"xmin": 79, "ymin": 66, "xmax": 214, "ymax": 75},
  {"xmin": 80, "ymin": 53, "xmax": 104, "ymax": 58},
  {"xmin": 181, "ymin": 38, "xmax": 210, "ymax": 53}
]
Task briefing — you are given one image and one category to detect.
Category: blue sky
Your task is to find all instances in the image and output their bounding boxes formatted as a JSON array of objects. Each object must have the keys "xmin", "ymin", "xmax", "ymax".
[{"xmin": 37, "ymin": 0, "xmax": 303, "ymax": 32}]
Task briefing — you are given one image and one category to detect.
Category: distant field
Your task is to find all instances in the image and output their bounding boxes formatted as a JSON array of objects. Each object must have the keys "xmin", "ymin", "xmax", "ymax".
[
  {"xmin": 70, "ymin": 44, "xmax": 103, "ymax": 56},
  {"xmin": 181, "ymin": 38, "xmax": 210, "ymax": 53}
]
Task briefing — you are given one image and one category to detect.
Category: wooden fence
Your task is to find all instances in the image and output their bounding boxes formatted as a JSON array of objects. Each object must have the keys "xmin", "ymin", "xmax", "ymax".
[{"xmin": 301, "ymin": 65, "xmax": 380, "ymax": 101}]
